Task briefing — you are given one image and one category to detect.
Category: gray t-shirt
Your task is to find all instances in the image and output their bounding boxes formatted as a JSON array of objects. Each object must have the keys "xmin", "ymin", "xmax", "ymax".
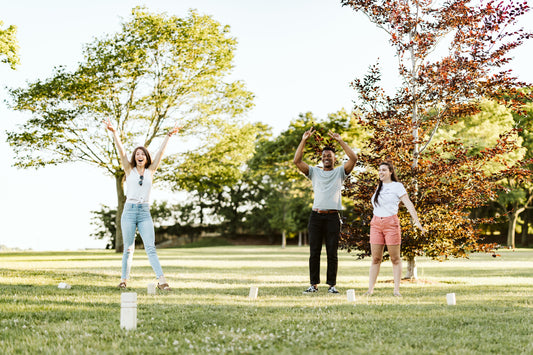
[{"xmin": 307, "ymin": 165, "xmax": 349, "ymax": 210}]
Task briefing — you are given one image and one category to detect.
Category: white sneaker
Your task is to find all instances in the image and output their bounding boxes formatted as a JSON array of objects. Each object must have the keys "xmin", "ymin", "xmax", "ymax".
[
  {"xmin": 303, "ymin": 285, "xmax": 318, "ymax": 294},
  {"xmin": 328, "ymin": 286, "xmax": 339, "ymax": 294}
]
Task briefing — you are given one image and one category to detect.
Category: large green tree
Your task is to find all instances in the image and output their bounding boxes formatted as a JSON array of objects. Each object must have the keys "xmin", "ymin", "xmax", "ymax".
[
  {"xmin": 159, "ymin": 121, "xmax": 265, "ymax": 234},
  {"xmin": 504, "ymin": 98, "xmax": 533, "ymax": 247},
  {"xmin": 340, "ymin": 0, "xmax": 532, "ymax": 277},
  {"xmin": 433, "ymin": 99, "xmax": 530, "ymax": 247},
  {"xmin": 0, "ymin": 19, "xmax": 19, "ymax": 70},
  {"xmin": 6, "ymin": 7, "xmax": 254, "ymax": 251}
]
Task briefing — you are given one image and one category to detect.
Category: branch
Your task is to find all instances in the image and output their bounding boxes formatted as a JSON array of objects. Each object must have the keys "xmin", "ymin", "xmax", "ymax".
[
  {"xmin": 360, "ymin": 11, "xmax": 392, "ymax": 36},
  {"xmin": 418, "ymin": 118, "xmax": 441, "ymax": 154},
  {"xmin": 524, "ymin": 193, "xmax": 533, "ymax": 209}
]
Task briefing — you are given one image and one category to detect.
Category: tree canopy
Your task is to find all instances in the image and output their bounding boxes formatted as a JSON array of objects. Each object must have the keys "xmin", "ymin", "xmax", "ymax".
[
  {"xmin": 340, "ymin": 0, "xmax": 532, "ymax": 276},
  {"xmin": 0, "ymin": 19, "xmax": 19, "ymax": 69},
  {"xmin": 6, "ymin": 7, "xmax": 254, "ymax": 251}
]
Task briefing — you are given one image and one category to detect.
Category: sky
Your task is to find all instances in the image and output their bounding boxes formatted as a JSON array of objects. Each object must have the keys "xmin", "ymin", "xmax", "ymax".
[{"xmin": 1, "ymin": 0, "xmax": 532, "ymax": 250}]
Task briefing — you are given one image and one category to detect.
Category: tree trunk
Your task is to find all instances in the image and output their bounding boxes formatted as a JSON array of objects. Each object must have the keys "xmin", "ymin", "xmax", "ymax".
[
  {"xmin": 115, "ymin": 173, "xmax": 126, "ymax": 253},
  {"xmin": 407, "ymin": 28, "xmax": 420, "ymax": 280},
  {"xmin": 519, "ymin": 194, "xmax": 533, "ymax": 247},
  {"xmin": 507, "ymin": 212, "xmax": 517, "ymax": 249},
  {"xmin": 298, "ymin": 231, "xmax": 302, "ymax": 247},
  {"xmin": 507, "ymin": 203, "xmax": 524, "ymax": 249},
  {"xmin": 521, "ymin": 209, "xmax": 529, "ymax": 247},
  {"xmin": 281, "ymin": 230, "xmax": 286, "ymax": 249},
  {"xmin": 404, "ymin": 256, "xmax": 417, "ymax": 279},
  {"xmin": 198, "ymin": 195, "xmax": 205, "ymax": 226}
]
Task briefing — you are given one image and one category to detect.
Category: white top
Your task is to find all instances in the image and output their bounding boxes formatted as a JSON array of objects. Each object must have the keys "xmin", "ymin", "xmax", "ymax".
[
  {"xmin": 308, "ymin": 165, "xmax": 349, "ymax": 210},
  {"xmin": 371, "ymin": 181, "xmax": 407, "ymax": 217},
  {"xmin": 125, "ymin": 168, "xmax": 152, "ymax": 204}
]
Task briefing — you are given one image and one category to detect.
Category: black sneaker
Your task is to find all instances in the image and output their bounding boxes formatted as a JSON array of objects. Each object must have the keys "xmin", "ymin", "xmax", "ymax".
[
  {"xmin": 328, "ymin": 286, "xmax": 339, "ymax": 294},
  {"xmin": 303, "ymin": 285, "xmax": 318, "ymax": 294}
]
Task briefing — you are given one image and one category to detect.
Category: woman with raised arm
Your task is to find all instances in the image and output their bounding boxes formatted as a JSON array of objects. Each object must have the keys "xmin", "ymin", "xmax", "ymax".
[
  {"xmin": 365, "ymin": 162, "xmax": 426, "ymax": 297},
  {"xmin": 104, "ymin": 118, "xmax": 179, "ymax": 291}
]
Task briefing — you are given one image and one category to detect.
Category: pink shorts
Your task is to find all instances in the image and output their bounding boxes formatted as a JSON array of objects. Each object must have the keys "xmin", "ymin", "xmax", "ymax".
[{"xmin": 370, "ymin": 215, "xmax": 401, "ymax": 245}]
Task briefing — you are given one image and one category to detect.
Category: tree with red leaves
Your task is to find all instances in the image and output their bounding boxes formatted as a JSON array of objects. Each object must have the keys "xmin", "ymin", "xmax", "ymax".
[{"xmin": 339, "ymin": 0, "xmax": 533, "ymax": 278}]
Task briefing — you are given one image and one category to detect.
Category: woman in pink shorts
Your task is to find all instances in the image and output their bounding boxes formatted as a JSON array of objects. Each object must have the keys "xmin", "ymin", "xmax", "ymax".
[{"xmin": 365, "ymin": 162, "xmax": 426, "ymax": 297}]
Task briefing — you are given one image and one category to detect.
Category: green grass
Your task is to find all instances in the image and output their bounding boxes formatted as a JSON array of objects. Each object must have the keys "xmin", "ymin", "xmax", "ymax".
[
  {"xmin": 176, "ymin": 236, "xmax": 233, "ymax": 248},
  {"xmin": 0, "ymin": 247, "xmax": 532, "ymax": 354}
]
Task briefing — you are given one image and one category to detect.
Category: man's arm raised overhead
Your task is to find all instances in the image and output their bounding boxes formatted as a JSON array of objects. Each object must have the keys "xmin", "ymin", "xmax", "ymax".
[{"xmin": 293, "ymin": 127, "xmax": 315, "ymax": 176}]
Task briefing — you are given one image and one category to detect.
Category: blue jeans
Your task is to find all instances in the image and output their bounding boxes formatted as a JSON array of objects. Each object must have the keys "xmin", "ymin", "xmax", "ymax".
[{"xmin": 121, "ymin": 203, "xmax": 164, "ymax": 279}]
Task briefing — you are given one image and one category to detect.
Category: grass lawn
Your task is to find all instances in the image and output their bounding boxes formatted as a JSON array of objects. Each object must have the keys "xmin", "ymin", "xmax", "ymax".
[{"xmin": 0, "ymin": 246, "xmax": 532, "ymax": 354}]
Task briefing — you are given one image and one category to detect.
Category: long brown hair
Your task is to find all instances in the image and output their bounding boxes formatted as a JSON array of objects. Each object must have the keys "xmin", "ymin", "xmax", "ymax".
[
  {"xmin": 373, "ymin": 162, "xmax": 399, "ymax": 206},
  {"xmin": 129, "ymin": 146, "xmax": 152, "ymax": 169}
]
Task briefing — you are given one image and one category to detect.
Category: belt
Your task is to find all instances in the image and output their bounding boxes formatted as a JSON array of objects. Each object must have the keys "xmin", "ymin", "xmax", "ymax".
[{"xmin": 313, "ymin": 209, "xmax": 339, "ymax": 214}]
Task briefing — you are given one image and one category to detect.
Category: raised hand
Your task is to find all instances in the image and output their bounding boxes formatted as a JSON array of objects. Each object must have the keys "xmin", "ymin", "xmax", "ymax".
[
  {"xmin": 328, "ymin": 131, "xmax": 342, "ymax": 142},
  {"xmin": 302, "ymin": 127, "xmax": 315, "ymax": 141},
  {"xmin": 168, "ymin": 123, "xmax": 183, "ymax": 137},
  {"xmin": 103, "ymin": 118, "xmax": 116, "ymax": 133}
]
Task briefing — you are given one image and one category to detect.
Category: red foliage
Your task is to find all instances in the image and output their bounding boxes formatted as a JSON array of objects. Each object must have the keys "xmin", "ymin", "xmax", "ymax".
[{"xmin": 339, "ymin": 0, "xmax": 532, "ymax": 260}]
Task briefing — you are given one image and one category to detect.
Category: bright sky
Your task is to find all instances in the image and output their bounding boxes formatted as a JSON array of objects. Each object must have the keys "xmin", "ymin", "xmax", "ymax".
[{"xmin": 1, "ymin": 0, "xmax": 532, "ymax": 250}]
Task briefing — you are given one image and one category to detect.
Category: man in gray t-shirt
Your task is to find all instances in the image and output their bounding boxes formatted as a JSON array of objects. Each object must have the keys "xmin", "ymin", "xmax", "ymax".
[{"xmin": 294, "ymin": 127, "xmax": 357, "ymax": 294}]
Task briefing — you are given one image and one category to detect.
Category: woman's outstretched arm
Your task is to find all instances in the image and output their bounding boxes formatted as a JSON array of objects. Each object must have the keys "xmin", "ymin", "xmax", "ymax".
[
  {"xmin": 104, "ymin": 118, "xmax": 131, "ymax": 174},
  {"xmin": 400, "ymin": 194, "xmax": 427, "ymax": 233},
  {"xmin": 150, "ymin": 125, "xmax": 181, "ymax": 172}
]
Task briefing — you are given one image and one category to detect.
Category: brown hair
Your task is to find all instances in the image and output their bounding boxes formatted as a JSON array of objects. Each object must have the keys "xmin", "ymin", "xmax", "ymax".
[
  {"xmin": 129, "ymin": 146, "xmax": 152, "ymax": 169},
  {"xmin": 373, "ymin": 162, "xmax": 399, "ymax": 206}
]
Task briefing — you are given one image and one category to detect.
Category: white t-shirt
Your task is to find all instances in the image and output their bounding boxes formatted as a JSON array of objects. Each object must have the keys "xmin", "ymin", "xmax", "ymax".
[
  {"xmin": 308, "ymin": 165, "xmax": 349, "ymax": 210},
  {"xmin": 371, "ymin": 181, "xmax": 407, "ymax": 217},
  {"xmin": 125, "ymin": 168, "xmax": 152, "ymax": 204}
]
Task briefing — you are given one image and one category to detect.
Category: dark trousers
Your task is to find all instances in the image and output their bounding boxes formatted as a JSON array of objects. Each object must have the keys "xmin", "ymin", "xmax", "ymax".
[{"xmin": 308, "ymin": 211, "xmax": 340, "ymax": 286}]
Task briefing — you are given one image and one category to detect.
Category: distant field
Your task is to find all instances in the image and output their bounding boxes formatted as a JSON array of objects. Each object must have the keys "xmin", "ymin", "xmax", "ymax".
[{"xmin": 0, "ymin": 246, "xmax": 531, "ymax": 354}]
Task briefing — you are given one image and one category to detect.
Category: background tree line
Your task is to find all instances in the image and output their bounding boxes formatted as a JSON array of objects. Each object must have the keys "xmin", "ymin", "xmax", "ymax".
[
  {"xmin": 89, "ymin": 109, "xmax": 367, "ymax": 249},
  {"xmin": 91, "ymin": 102, "xmax": 532, "ymax": 251}
]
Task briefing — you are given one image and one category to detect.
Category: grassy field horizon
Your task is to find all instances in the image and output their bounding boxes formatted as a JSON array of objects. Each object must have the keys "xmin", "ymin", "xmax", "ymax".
[{"xmin": 1, "ymin": 246, "xmax": 532, "ymax": 354}]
